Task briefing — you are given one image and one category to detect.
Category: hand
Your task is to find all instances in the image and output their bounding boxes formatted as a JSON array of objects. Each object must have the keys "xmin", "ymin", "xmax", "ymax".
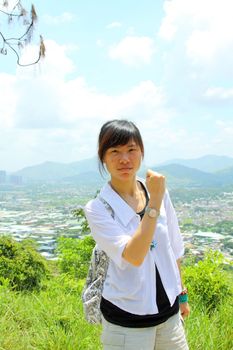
[
  {"xmin": 146, "ymin": 169, "xmax": 166, "ymax": 209},
  {"xmin": 180, "ymin": 302, "xmax": 190, "ymax": 319}
]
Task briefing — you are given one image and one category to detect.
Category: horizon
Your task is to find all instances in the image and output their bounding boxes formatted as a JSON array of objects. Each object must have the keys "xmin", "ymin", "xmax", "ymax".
[
  {"xmin": 1, "ymin": 0, "xmax": 233, "ymax": 171},
  {"xmin": 1, "ymin": 153, "xmax": 233, "ymax": 174}
]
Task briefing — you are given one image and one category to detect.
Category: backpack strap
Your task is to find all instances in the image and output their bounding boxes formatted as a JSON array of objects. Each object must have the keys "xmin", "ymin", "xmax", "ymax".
[
  {"xmin": 82, "ymin": 195, "xmax": 115, "ymax": 324},
  {"xmin": 98, "ymin": 195, "xmax": 115, "ymax": 219}
]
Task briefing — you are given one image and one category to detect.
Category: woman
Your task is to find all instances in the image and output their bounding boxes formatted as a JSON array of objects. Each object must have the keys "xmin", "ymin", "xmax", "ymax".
[{"xmin": 84, "ymin": 119, "xmax": 190, "ymax": 350}]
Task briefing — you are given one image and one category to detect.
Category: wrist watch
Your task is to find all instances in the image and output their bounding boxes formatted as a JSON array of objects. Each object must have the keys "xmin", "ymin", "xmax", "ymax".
[{"xmin": 145, "ymin": 206, "xmax": 160, "ymax": 219}]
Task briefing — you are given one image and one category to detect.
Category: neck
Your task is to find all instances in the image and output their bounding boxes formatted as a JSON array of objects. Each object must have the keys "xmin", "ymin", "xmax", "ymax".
[{"xmin": 110, "ymin": 176, "xmax": 138, "ymax": 196}]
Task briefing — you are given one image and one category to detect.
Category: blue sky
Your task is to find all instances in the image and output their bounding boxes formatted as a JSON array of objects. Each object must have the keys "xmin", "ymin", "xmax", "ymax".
[{"xmin": 1, "ymin": 0, "xmax": 233, "ymax": 171}]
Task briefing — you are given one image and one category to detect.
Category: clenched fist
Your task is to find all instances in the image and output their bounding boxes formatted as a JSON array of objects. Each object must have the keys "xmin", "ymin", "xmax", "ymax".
[{"xmin": 146, "ymin": 169, "xmax": 166, "ymax": 210}]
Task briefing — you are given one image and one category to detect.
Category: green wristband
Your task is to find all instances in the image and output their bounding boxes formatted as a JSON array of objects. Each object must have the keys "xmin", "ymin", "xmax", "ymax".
[{"xmin": 179, "ymin": 293, "xmax": 188, "ymax": 303}]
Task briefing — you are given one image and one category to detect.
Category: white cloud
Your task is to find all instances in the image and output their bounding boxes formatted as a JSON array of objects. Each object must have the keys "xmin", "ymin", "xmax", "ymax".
[
  {"xmin": 1, "ymin": 40, "xmax": 166, "ymax": 130},
  {"xmin": 186, "ymin": 30, "xmax": 218, "ymax": 63},
  {"xmin": 0, "ymin": 40, "xmax": 76, "ymax": 131},
  {"xmin": 106, "ymin": 22, "xmax": 122, "ymax": 29},
  {"xmin": 216, "ymin": 120, "xmax": 233, "ymax": 135},
  {"xmin": 58, "ymin": 79, "xmax": 167, "ymax": 128},
  {"xmin": 0, "ymin": 40, "xmax": 171, "ymax": 170},
  {"xmin": 211, "ymin": 120, "xmax": 233, "ymax": 156},
  {"xmin": 143, "ymin": 126, "xmax": 227, "ymax": 166},
  {"xmin": 108, "ymin": 36, "xmax": 155, "ymax": 66},
  {"xmin": 1, "ymin": 34, "xmax": 232, "ymax": 171},
  {"xmin": 43, "ymin": 12, "xmax": 75, "ymax": 25},
  {"xmin": 204, "ymin": 87, "xmax": 233, "ymax": 101},
  {"xmin": 0, "ymin": 73, "xmax": 16, "ymax": 128},
  {"xmin": 156, "ymin": 0, "xmax": 233, "ymax": 118},
  {"xmin": 16, "ymin": 39, "xmax": 75, "ymax": 79},
  {"xmin": 159, "ymin": 0, "xmax": 233, "ymax": 64}
]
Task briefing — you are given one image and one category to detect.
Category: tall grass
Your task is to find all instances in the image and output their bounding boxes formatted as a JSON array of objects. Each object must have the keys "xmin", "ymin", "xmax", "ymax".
[
  {"xmin": 0, "ymin": 244, "xmax": 232, "ymax": 350},
  {"xmin": 0, "ymin": 273, "xmax": 232, "ymax": 350},
  {"xmin": 185, "ymin": 300, "xmax": 233, "ymax": 350},
  {"xmin": 0, "ymin": 276, "xmax": 102, "ymax": 350}
]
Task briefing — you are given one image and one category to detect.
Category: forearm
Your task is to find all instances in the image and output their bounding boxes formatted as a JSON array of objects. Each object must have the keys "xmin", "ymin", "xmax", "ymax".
[
  {"xmin": 122, "ymin": 217, "xmax": 157, "ymax": 266},
  {"xmin": 122, "ymin": 197, "xmax": 160, "ymax": 266},
  {"xmin": 177, "ymin": 258, "xmax": 191, "ymax": 317},
  {"xmin": 123, "ymin": 170, "xmax": 165, "ymax": 267}
]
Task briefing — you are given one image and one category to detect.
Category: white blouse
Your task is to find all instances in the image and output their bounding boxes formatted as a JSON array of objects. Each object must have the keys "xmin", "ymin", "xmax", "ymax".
[{"xmin": 84, "ymin": 181, "xmax": 184, "ymax": 315}]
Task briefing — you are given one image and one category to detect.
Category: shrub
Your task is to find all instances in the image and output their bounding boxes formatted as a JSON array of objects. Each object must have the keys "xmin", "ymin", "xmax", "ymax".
[
  {"xmin": 183, "ymin": 250, "xmax": 232, "ymax": 312},
  {"xmin": 0, "ymin": 236, "xmax": 49, "ymax": 291},
  {"xmin": 57, "ymin": 235, "xmax": 95, "ymax": 279},
  {"xmin": 72, "ymin": 207, "xmax": 90, "ymax": 235}
]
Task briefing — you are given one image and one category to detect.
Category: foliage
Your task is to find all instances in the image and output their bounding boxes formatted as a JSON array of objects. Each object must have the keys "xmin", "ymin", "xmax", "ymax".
[
  {"xmin": 0, "ymin": 0, "xmax": 45, "ymax": 66},
  {"xmin": 223, "ymin": 239, "xmax": 233, "ymax": 250},
  {"xmin": 0, "ymin": 236, "xmax": 49, "ymax": 291},
  {"xmin": 183, "ymin": 250, "xmax": 232, "ymax": 312},
  {"xmin": 0, "ymin": 265, "xmax": 232, "ymax": 349},
  {"xmin": 0, "ymin": 275, "xmax": 102, "ymax": 350},
  {"xmin": 72, "ymin": 206, "xmax": 90, "ymax": 235},
  {"xmin": 213, "ymin": 220, "xmax": 233, "ymax": 234},
  {"xmin": 57, "ymin": 205, "xmax": 94, "ymax": 279},
  {"xmin": 57, "ymin": 235, "xmax": 95, "ymax": 279},
  {"xmin": 181, "ymin": 220, "xmax": 233, "ymax": 235},
  {"xmin": 0, "ymin": 244, "xmax": 233, "ymax": 349},
  {"xmin": 185, "ymin": 299, "xmax": 233, "ymax": 350}
]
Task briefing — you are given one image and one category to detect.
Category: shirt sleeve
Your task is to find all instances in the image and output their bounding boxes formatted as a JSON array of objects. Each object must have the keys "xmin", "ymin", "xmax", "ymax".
[
  {"xmin": 84, "ymin": 199, "xmax": 131, "ymax": 269},
  {"xmin": 163, "ymin": 189, "xmax": 184, "ymax": 259}
]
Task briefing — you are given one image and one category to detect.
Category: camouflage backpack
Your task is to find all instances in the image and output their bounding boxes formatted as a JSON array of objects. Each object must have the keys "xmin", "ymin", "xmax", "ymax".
[{"xmin": 82, "ymin": 196, "xmax": 114, "ymax": 324}]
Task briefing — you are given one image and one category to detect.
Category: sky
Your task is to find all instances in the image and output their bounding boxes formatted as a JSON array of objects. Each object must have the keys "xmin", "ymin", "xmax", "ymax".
[{"xmin": 1, "ymin": 0, "xmax": 233, "ymax": 172}]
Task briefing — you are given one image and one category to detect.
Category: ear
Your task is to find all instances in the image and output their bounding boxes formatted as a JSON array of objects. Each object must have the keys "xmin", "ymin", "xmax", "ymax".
[{"xmin": 103, "ymin": 162, "xmax": 109, "ymax": 173}]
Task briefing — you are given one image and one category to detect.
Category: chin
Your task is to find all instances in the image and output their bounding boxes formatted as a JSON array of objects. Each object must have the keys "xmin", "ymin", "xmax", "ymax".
[{"xmin": 119, "ymin": 172, "xmax": 136, "ymax": 180}]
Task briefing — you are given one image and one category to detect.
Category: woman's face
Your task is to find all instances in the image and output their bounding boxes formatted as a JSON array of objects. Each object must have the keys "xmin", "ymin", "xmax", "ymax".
[{"xmin": 103, "ymin": 139, "xmax": 142, "ymax": 181}]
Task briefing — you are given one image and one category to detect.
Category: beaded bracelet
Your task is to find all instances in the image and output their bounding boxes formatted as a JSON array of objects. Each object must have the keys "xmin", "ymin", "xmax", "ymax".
[{"xmin": 179, "ymin": 288, "xmax": 188, "ymax": 304}]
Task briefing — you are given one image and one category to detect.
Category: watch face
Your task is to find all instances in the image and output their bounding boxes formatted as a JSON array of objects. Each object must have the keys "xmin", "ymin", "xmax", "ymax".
[
  {"xmin": 146, "ymin": 207, "xmax": 159, "ymax": 218},
  {"xmin": 149, "ymin": 208, "xmax": 157, "ymax": 217}
]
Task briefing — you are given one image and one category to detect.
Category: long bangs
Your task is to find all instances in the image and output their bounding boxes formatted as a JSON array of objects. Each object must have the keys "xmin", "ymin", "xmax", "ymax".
[{"xmin": 98, "ymin": 119, "xmax": 144, "ymax": 174}]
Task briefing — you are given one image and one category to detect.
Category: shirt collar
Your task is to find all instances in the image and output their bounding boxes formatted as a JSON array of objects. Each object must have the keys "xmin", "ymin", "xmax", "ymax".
[{"xmin": 99, "ymin": 182, "xmax": 138, "ymax": 227}]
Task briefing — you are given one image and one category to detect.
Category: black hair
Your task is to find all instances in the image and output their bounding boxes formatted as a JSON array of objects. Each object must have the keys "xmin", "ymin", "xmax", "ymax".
[{"xmin": 98, "ymin": 119, "xmax": 144, "ymax": 173}]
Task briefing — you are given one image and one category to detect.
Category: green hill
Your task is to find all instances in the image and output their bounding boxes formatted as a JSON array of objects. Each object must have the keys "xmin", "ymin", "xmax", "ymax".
[
  {"xmin": 153, "ymin": 163, "xmax": 224, "ymax": 188},
  {"xmin": 155, "ymin": 154, "xmax": 233, "ymax": 173},
  {"xmin": 12, "ymin": 155, "xmax": 233, "ymax": 188}
]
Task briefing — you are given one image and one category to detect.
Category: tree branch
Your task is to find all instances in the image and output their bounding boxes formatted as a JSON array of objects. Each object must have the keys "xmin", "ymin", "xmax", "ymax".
[{"xmin": 0, "ymin": 1, "xmax": 44, "ymax": 66}]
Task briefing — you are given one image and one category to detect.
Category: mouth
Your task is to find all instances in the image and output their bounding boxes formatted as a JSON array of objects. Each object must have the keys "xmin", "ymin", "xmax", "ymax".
[{"xmin": 118, "ymin": 167, "xmax": 133, "ymax": 171}]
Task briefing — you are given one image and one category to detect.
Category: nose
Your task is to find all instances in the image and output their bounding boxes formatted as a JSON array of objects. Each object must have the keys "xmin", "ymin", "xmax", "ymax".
[{"xmin": 119, "ymin": 152, "xmax": 129, "ymax": 163}]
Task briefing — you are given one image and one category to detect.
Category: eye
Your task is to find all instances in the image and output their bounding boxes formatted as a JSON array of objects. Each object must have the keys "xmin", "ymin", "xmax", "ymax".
[{"xmin": 129, "ymin": 148, "xmax": 136, "ymax": 152}]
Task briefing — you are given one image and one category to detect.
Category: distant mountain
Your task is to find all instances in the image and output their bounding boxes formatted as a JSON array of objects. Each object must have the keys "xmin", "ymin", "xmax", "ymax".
[
  {"xmin": 152, "ymin": 164, "xmax": 223, "ymax": 188},
  {"xmin": 13, "ymin": 155, "xmax": 233, "ymax": 188},
  {"xmin": 155, "ymin": 155, "xmax": 233, "ymax": 173},
  {"xmin": 15, "ymin": 157, "xmax": 98, "ymax": 181},
  {"xmin": 61, "ymin": 163, "xmax": 233, "ymax": 188},
  {"xmin": 64, "ymin": 171, "xmax": 105, "ymax": 186},
  {"xmin": 216, "ymin": 166, "xmax": 233, "ymax": 182}
]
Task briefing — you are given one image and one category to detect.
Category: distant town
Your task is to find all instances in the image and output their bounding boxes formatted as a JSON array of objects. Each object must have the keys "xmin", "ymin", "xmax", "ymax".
[
  {"xmin": 0, "ymin": 180, "xmax": 232, "ymax": 261},
  {"xmin": 175, "ymin": 191, "xmax": 233, "ymax": 261},
  {"xmin": 0, "ymin": 181, "xmax": 91, "ymax": 260},
  {"xmin": 0, "ymin": 170, "xmax": 23, "ymax": 186}
]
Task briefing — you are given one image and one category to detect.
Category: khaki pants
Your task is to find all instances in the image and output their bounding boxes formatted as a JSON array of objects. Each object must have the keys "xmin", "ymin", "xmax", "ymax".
[{"xmin": 101, "ymin": 312, "xmax": 189, "ymax": 350}]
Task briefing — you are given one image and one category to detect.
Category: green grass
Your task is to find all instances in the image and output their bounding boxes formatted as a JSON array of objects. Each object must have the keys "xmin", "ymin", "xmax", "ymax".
[
  {"xmin": 185, "ymin": 300, "xmax": 233, "ymax": 350},
  {"xmin": 0, "ymin": 276, "xmax": 233, "ymax": 350},
  {"xmin": 0, "ymin": 276, "xmax": 102, "ymax": 350},
  {"xmin": 0, "ymin": 270, "xmax": 232, "ymax": 350}
]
